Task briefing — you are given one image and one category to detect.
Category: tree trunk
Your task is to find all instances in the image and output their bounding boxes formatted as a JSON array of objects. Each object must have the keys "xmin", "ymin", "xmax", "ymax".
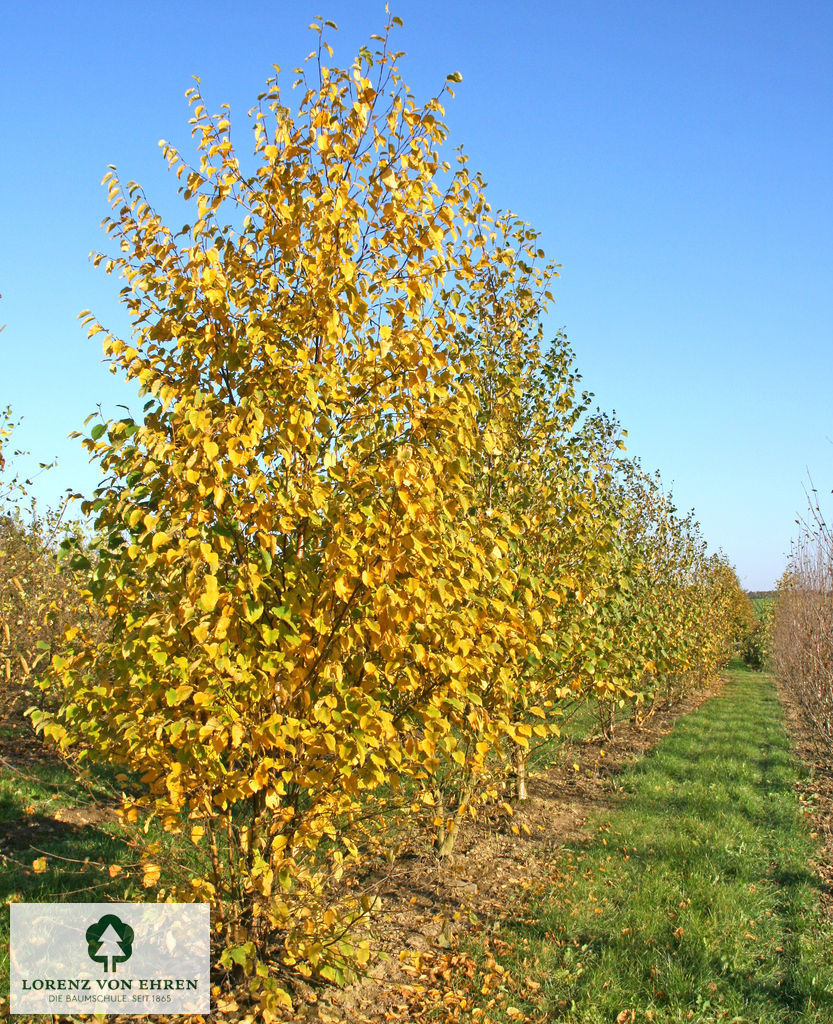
[
  {"xmin": 434, "ymin": 789, "xmax": 457, "ymax": 858},
  {"xmin": 514, "ymin": 745, "xmax": 529, "ymax": 801}
]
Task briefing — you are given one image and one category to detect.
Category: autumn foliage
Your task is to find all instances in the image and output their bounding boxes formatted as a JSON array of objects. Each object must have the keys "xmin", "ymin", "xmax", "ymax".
[
  {"xmin": 0, "ymin": 411, "xmax": 97, "ymax": 727},
  {"xmin": 773, "ymin": 488, "xmax": 833, "ymax": 749},
  {"xmin": 26, "ymin": 16, "xmax": 745, "ymax": 1014}
]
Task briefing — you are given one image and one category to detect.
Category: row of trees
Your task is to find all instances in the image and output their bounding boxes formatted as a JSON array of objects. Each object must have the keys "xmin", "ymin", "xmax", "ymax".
[
  {"xmin": 773, "ymin": 486, "xmax": 833, "ymax": 749},
  {"xmin": 6, "ymin": 17, "xmax": 749, "ymax": 1015},
  {"xmin": 0, "ymin": 408, "xmax": 95, "ymax": 728}
]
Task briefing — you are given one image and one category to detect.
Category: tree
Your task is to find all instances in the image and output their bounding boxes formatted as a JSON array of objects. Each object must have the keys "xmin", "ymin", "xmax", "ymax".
[{"xmin": 36, "ymin": 15, "xmax": 554, "ymax": 1010}]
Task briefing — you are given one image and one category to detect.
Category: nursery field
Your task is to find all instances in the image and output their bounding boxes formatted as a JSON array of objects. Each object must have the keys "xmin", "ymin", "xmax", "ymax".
[
  {"xmin": 3, "ymin": 663, "xmax": 833, "ymax": 1023},
  {"xmin": 2, "ymin": 15, "xmax": 831, "ymax": 1023}
]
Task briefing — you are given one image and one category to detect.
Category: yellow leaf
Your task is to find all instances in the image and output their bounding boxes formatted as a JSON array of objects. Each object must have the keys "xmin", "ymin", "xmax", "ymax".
[
  {"xmin": 151, "ymin": 531, "xmax": 170, "ymax": 551},
  {"xmin": 142, "ymin": 863, "xmax": 161, "ymax": 887},
  {"xmin": 274, "ymin": 988, "xmax": 294, "ymax": 1011},
  {"xmin": 200, "ymin": 542, "xmax": 219, "ymax": 574},
  {"xmin": 32, "ymin": 857, "xmax": 48, "ymax": 874},
  {"xmin": 200, "ymin": 575, "xmax": 219, "ymax": 612}
]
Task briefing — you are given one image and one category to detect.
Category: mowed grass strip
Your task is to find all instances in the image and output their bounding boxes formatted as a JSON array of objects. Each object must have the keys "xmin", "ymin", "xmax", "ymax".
[{"xmin": 469, "ymin": 666, "xmax": 833, "ymax": 1023}]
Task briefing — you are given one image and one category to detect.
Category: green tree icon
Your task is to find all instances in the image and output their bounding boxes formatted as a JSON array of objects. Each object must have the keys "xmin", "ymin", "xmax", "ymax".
[{"xmin": 86, "ymin": 914, "xmax": 134, "ymax": 972}]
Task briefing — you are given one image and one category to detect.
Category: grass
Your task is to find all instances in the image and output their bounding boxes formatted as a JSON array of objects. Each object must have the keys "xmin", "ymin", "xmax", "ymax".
[{"xmin": 464, "ymin": 665, "xmax": 833, "ymax": 1022}]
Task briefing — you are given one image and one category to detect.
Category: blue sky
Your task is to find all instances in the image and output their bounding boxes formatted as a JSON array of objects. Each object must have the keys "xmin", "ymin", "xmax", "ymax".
[{"xmin": 1, "ymin": 0, "xmax": 831, "ymax": 589}]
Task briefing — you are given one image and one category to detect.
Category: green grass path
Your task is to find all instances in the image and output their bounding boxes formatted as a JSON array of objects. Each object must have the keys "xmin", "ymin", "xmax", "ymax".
[{"xmin": 476, "ymin": 666, "xmax": 833, "ymax": 1023}]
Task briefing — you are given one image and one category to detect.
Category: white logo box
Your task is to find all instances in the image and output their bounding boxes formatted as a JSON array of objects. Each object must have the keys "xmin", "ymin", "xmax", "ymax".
[{"xmin": 10, "ymin": 903, "xmax": 210, "ymax": 1015}]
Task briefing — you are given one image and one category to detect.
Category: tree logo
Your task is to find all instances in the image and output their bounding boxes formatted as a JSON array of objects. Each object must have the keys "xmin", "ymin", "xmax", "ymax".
[{"xmin": 85, "ymin": 914, "xmax": 134, "ymax": 972}]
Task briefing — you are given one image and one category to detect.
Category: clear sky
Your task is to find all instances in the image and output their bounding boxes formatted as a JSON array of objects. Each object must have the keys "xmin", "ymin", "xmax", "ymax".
[{"xmin": 1, "ymin": 0, "xmax": 831, "ymax": 590}]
